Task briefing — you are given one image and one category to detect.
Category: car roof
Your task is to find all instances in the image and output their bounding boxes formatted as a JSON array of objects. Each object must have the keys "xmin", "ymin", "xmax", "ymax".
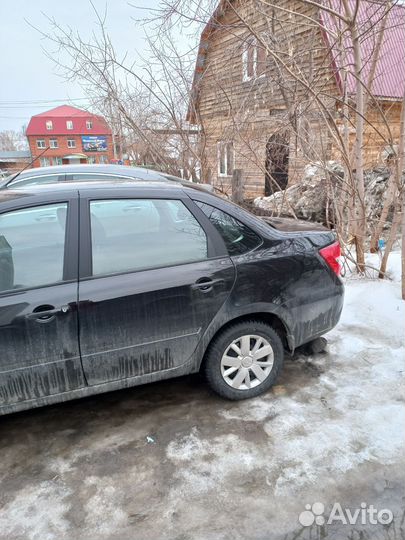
[
  {"xmin": 4, "ymin": 164, "xmax": 170, "ymax": 180},
  {"xmin": 0, "ymin": 179, "xmax": 211, "ymax": 206}
]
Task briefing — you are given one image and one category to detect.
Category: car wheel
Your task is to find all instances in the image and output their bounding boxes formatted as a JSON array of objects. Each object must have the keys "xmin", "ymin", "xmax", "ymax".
[{"xmin": 204, "ymin": 320, "xmax": 284, "ymax": 400}]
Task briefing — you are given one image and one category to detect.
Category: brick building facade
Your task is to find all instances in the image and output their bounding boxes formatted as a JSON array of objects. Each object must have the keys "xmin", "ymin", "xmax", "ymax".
[{"xmin": 26, "ymin": 105, "xmax": 114, "ymax": 167}]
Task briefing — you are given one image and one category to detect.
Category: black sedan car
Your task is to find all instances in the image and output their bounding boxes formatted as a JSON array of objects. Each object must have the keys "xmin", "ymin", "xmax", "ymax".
[{"xmin": 0, "ymin": 180, "xmax": 343, "ymax": 415}]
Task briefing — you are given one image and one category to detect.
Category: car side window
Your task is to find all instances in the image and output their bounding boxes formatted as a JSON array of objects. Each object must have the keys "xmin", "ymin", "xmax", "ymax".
[
  {"xmin": 8, "ymin": 175, "xmax": 64, "ymax": 188},
  {"xmin": 195, "ymin": 201, "xmax": 262, "ymax": 256},
  {"xmin": 89, "ymin": 199, "xmax": 208, "ymax": 276},
  {"xmin": 0, "ymin": 203, "xmax": 68, "ymax": 293}
]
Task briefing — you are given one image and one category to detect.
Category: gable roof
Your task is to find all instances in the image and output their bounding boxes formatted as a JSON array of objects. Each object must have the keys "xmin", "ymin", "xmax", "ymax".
[
  {"xmin": 187, "ymin": 0, "xmax": 405, "ymax": 123},
  {"xmin": 26, "ymin": 105, "xmax": 112, "ymax": 136},
  {"xmin": 187, "ymin": 0, "xmax": 229, "ymax": 123}
]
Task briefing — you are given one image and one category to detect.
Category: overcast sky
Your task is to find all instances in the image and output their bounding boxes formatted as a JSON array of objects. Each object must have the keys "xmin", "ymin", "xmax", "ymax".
[{"xmin": 0, "ymin": 0, "xmax": 170, "ymax": 131}]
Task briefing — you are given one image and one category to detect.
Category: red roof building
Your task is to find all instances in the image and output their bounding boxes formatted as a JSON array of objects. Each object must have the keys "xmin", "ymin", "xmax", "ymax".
[{"xmin": 26, "ymin": 105, "xmax": 114, "ymax": 167}]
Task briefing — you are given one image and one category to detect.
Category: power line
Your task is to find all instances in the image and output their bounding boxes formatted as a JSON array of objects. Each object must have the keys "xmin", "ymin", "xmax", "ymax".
[
  {"xmin": 0, "ymin": 116, "xmax": 31, "ymax": 119},
  {"xmin": 0, "ymin": 104, "xmax": 91, "ymax": 109},
  {"xmin": 0, "ymin": 98, "xmax": 91, "ymax": 105}
]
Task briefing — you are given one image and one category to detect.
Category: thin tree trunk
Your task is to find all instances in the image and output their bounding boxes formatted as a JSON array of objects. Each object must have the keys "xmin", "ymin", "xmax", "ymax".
[
  {"xmin": 379, "ymin": 200, "xmax": 401, "ymax": 278},
  {"xmin": 402, "ymin": 188, "xmax": 405, "ymax": 299},
  {"xmin": 343, "ymin": 0, "xmax": 366, "ymax": 271},
  {"xmin": 379, "ymin": 91, "xmax": 405, "ymax": 280},
  {"xmin": 370, "ymin": 168, "xmax": 395, "ymax": 253}
]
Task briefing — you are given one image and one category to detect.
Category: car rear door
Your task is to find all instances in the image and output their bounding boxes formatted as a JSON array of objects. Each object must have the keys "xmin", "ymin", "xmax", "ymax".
[
  {"xmin": 77, "ymin": 189, "xmax": 235, "ymax": 385},
  {"xmin": 0, "ymin": 194, "xmax": 85, "ymax": 408}
]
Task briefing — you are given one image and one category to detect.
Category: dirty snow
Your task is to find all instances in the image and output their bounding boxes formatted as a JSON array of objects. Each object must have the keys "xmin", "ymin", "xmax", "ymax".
[{"xmin": 0, "ymin": 481, "xmax": 71, "ymax": 539}]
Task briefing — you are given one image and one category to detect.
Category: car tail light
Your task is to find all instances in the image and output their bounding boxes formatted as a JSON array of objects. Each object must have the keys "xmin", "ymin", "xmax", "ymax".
[{"xmin": 319, "ymin": 241, "xmax": 341, "ymax": 276}]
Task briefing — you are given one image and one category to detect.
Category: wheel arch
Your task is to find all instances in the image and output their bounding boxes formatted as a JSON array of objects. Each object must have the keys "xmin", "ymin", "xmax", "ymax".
[{"xmin": 199, "ymin": 311, "xmax": 294, "ymax": 371}]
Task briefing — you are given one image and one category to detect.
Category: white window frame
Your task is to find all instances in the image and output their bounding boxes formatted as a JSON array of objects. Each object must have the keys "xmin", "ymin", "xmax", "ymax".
[
  {"xmin": 67, "ymin": 139, "xmax": 76, "ymax": 148},
  {"xmin": 49, "ymin": 138, "xmax": 58, "ymax": 149},
  {"xmin": 36, "ymin": 139, "xmax": 46, "ymax": 149},
  {"xmin": 242, "ymin": 37, "xmax": 257, "ymax": 82},
  {"xmin": 53, "ymin": 157, "xmax": 63, "ymax": 166},
  {"xmin": 39, "ymin": 157, "xmax": 51, "ymax": 167},
  {"xmin": 217, "ymin": 141, "xmax": 234, "ymax": 177},
  {"xmin": 66, "ymin": 120, "xmax": 73, "ymax": 130},
  {"xmin": 86, "ymin": 120, "xmax": 93, "ymax": 129},
  {"xmin": 46, "ymin": 120, "xmax": 53, "ymax": 130},
  {"xmin": 242, "ymin": 37, "xmax": 266, "ymax": 82}
]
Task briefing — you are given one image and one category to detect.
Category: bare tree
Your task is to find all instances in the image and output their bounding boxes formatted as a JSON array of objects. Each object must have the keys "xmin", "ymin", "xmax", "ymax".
[
  {"xmin": 34, "ymin": 4, "xmax": 201, "ymax": 180},
  {"xmin": 0, "ymin": 129, "xmax": 28, "ymax": 152},
  {"xmin": 151, "ymin": 0, "xmax": 402, "ymax": 272},
  {"xmin": 37, "ymin": 0, "xmax": 404, "ymax": 278},
  {"xmin": 379, "ymin": 90, "xmax": 405, "ymax": 282}
]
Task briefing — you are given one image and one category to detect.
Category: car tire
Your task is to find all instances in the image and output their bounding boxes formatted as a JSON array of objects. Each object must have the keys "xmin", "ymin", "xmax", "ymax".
[{"xmin": 204, "ymin": 320, "xmax": 284, "ymax": 400}]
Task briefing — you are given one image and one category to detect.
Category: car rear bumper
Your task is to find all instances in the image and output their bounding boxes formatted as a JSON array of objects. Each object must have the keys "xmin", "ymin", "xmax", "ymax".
[{"xmin": 289, "ymin": 280, "xmax": 344, "ymax": 350}]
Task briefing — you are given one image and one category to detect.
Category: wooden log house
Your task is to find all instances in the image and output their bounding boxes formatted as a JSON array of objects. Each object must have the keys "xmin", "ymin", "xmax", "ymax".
[{"xmin": 187, "ymin": 0, "xmax": 405, "ymax": 198}]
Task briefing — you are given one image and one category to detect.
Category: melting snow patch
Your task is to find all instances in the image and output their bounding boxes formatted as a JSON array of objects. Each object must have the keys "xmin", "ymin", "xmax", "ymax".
[
  {"xmin": 166, "ymin": 428, "xmax": 262, "ymax": 495},
  {"xmin": 83, "ymin": 476, "xmax": 127, "ymax": 536},
  {"xmin": 0, "ymin": 480, "xmax": 72, "ymax": 540},
  {"xmin": 263, "ymin": 274, "xmax": 405, "ymax": 496}
]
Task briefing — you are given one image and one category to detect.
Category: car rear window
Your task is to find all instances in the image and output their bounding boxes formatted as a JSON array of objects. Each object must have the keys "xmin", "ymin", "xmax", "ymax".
[
  {"xmin": 195, "ymin": 201, "xmax": 262, "ymax": 256},
  {"xmin": 89, "ymin": 198, "xmax": 208, "ymax": 275}
]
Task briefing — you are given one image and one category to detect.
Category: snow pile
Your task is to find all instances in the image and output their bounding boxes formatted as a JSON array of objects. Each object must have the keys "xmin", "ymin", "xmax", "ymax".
[{"xmin": 254, "ymin": 163, "xmax": 399, "ymax": 233}]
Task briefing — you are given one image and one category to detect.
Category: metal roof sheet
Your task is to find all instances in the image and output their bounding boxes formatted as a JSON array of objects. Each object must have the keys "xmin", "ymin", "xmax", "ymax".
[
  {"xmin": 26, "ymin": 105, "xmax": 112, "ymax": 136},
  {"xmin": 320, "ymin": 0, "xmax": 405, "ymax": 100}
]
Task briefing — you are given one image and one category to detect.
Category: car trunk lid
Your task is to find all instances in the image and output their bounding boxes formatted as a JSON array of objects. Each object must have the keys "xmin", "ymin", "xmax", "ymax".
[
  {"xmin": 260, "ymin": 215, "xmax": 338, "ymax": 252},
  {"xmin": 261, "ymin": 216, "xmax": 329, "ymax": 233}
]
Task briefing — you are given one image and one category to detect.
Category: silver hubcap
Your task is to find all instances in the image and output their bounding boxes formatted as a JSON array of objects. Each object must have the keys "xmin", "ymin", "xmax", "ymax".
[{"xmin": 220, "ymin": 334, "xmax": 274, "ymax": 390}]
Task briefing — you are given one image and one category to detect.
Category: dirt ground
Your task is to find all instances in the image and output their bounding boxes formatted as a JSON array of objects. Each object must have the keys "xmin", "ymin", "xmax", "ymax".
[{"xmin": 0, "ymin": 278, "xmax": 404, "ymax": 540}]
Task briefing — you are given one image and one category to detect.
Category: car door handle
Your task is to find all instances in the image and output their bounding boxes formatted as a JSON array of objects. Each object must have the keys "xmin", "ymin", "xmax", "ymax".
[
  {"xmin": 26, "ymin": 305, "xmax": 70, "ymax": 322},
  {"xmin": 191, "ymin": 278, "xmax": 224, "ymax": 292}
]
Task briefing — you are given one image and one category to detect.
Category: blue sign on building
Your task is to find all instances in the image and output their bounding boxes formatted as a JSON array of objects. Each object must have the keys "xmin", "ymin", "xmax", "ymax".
[{"xmin": 82, "ymin": 135, "xmax": 107, "ymax": 152}]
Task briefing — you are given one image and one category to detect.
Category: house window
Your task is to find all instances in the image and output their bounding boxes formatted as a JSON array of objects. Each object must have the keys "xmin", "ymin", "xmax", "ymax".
[
  {"xmin": 86, "ymin": 120, "xmax": 93, "ymax": 129},
  {"xmin": 66, "ymin": 120, "xmax": 73, "ymax": 130},
  {"xmin": 46, "ymin": 120, "xmax": 53, "ymax": 130},
  {"xmin": 218, "ymin": 142, "xmax": 234, "ymax": 177},
  {"xmin": 49, "ymin": 138, "xmax": 58, "ymax": 149},
  {"xmin": 87, "ymin": 156, "xmax": 96, "ymax": 164},
  {"xmin": 39, "ymin": 157, "xmax": 51, "ymax": 167},
  {"xmin": 242, "ymin": 37, "xmax": 266, "ymax": 81},
  {"xmin": 36, "ymin": 139, "xmax": 46, "ymax": 149},
  {"xmin": 67, "ymin": 139, "xmax": 76, "ymax": 148},
  {"xmin": 53, "ymin": 157, "xmax": 63, "ymax": 166},
  {"xmin": 99, "ymin": 155, "xmax": 108, "ymax": 164}
]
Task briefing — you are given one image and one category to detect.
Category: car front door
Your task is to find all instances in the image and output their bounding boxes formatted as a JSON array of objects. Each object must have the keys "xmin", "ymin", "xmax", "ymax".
[
  {"xmin": 77, "ymin": 192, "xmax": 235, "ymax": 385},
  {"xmin": 0, "ymin": 196, "xmax": 85, "ymax": 409}
]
